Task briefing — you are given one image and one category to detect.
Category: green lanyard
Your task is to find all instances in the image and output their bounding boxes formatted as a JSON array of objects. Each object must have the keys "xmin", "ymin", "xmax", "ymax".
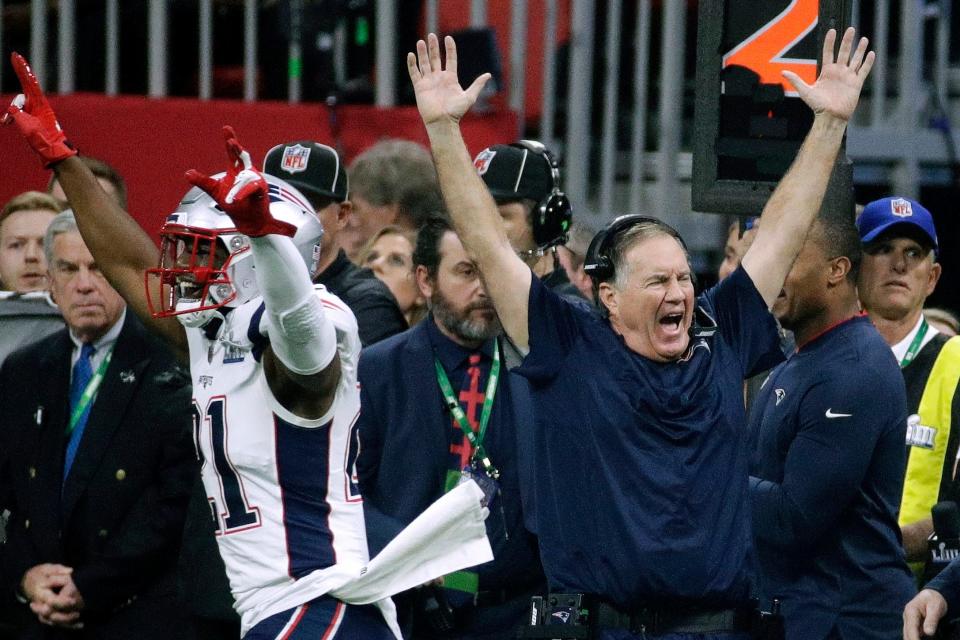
[
  {"xmin": 900, "ymin": 318, "xmax": 929, "ymax": 369},
  {"xmin": 65, "ymin": 347, "xmax": 114, "ymax": 436},
  {"xmin": 434, "ymin": 338, "xmax": 501, "ymax": 479}
]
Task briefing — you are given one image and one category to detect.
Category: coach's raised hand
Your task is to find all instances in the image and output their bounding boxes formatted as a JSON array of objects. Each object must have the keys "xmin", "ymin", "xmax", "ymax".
[
  {"xmin": 786, "ymin": 27, "xmax": 874, "ymax": 122},
  {"xmin": 408, "ymin": 33, "xmax": 491, "ymax": 128},
  {"xmin": 3, "ymin": 53, "xmax": 77, "ymax": 168}
]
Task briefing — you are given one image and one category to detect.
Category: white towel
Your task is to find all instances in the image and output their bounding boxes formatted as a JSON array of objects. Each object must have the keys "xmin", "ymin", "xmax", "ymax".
[{"xmin": 242, "ymin": 479, "xmax": 493, "ymax": 638}]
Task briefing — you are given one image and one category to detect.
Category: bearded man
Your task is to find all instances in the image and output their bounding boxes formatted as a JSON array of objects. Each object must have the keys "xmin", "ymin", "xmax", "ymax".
[{"xmin": 356, "ymin": 216, "xmax": 544, "ymax": 640}]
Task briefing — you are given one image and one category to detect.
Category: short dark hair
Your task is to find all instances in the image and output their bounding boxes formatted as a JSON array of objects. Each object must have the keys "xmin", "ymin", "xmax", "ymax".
[
  {"xmin": 815, "ymin": 210, "xmax": 862, "ymax": 282},
  {"xmin": 47, "ymin": 156, "xmax": 128, "ymax": 209},
  {"xmin": 413, "ymin": 216, "xmax": 453, "ymax": 278}
]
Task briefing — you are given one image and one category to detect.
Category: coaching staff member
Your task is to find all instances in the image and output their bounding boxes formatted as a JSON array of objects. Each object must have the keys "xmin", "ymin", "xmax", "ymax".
[
  {"xmin": 357, "ymin": 219, "xmax": 543, "ymax": 638},
  {"xmin": 748, "ymin": 211, "xmax": 915, "ymax": 640},
  {"xmin": 407, "ymin": 28, "xmax": 874, "ymax": 638}
]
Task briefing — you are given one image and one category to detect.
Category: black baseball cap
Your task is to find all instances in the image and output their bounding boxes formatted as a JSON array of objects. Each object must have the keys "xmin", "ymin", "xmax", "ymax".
[
  {"xmin": 473, "ymin": 144, "xmax": 553, "ymax": 203},
  {"xmin": 263, "ymin": 141, "xmax": 348, "ymax": 204}
]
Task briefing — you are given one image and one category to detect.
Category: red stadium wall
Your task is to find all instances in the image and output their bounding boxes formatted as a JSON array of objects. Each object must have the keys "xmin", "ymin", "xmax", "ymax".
[{"xmin": 0, "ymin": 94, "xmax": 517, "ymax": 242}]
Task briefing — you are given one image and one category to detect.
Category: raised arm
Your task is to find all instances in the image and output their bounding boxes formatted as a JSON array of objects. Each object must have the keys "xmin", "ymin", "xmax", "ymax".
[
  {"xmin": 409, "ymin": 34, "xmax": 533, "ymax": 348},
  {"xmin": 187, "ymin": 128, "xmax": 341, "ymax": 421},
  {"xmin": 3, "ymin": 53, "xmax": 187, "ymax": 356},
  {"xmin": 741, "ymin": 28, "xmax": 874, "ymax": 307}
]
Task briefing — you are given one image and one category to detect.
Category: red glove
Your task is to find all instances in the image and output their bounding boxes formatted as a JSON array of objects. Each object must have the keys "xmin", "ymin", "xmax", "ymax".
[
  {"xmin": 186, "ymin": 126, "xmax": 296, "ymax": 238},
  {"xmin": 2, "ymin": 53, "xmax": 77, "ymax": 168}
]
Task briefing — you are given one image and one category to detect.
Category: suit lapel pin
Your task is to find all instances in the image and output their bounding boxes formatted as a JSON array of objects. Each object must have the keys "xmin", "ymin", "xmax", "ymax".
[{"xmin": 120, "ymin": 370, "xmax": 136, "ymax": 384}]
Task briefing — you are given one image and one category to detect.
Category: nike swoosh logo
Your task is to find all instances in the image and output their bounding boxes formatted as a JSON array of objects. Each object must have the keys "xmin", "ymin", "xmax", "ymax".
[{"xmin": 825, "ymin": 409, "xmax": 853, "ymax": 419}]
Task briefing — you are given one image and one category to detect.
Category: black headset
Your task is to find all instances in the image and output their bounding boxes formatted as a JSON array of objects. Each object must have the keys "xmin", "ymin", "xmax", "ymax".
[
  {"xmin": 584, "ymin": 215, "xmax": 710, "ymax": 335},
  {"xmin": 510, "ymin": 140, "xmax": 572, "ymax": 250},
  {"xmin": 583, "ymin": 215, "xmax": 688, "ymax": 283}
]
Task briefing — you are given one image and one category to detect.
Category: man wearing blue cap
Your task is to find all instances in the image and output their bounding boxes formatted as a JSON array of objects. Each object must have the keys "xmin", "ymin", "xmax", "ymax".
[{"xmin": 857, "ymin": 197, "xmax": 960, "ymax": 574}]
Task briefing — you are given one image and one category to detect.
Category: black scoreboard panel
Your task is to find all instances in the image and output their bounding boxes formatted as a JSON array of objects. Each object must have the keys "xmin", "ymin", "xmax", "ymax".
[{"xmin": 693, "ymin": 0, "xmax": 851, "ymax": 214}]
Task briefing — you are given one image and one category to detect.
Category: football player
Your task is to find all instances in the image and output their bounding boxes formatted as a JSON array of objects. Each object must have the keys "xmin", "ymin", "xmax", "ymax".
[{"xmin": 4, "ymin": 52, "xmax": 491, "ymax": 639}]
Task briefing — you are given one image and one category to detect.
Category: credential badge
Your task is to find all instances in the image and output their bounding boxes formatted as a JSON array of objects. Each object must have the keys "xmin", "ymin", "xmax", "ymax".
[{"xmin": 280, "ymin": 144, "xmax": 311, "ymax": 174}]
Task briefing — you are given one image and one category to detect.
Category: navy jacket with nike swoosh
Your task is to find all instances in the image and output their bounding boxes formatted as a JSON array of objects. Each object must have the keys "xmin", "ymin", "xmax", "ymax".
[{"xmin": 747, "ymin": 315, "xmax": 916, "ymax": 640}]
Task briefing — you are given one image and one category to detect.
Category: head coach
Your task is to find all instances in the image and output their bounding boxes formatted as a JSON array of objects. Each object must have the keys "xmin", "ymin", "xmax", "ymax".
[{"xmin": 407, "ymin": 28, "xmax": 875, "ymax": 639}]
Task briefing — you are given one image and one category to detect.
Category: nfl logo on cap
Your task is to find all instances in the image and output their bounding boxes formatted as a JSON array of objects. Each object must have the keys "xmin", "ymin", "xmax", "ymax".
[
  {"xmin": 474, "ymin": 149, "xmax": 496, "ymax": 175},
  {"xmin": 891, "ymin": 198, "xmax": 913, "ymax": 218},
  {"xmin": 280, "ymin": 144, "xmax": 311, "ymax": 174}
]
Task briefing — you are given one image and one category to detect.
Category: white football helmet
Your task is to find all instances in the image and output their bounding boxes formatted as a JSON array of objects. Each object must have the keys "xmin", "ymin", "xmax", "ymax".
[{"xmin": 146, "ymin": 173, "xmax": 323, "ymax": 328}]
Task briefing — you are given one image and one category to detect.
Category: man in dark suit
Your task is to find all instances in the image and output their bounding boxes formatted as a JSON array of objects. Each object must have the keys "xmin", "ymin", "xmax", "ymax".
[
  {"xmin": 0, "ymin": 210, "xmax": 194, "ymax": 639},
  {"xmin": 356, "ymin": 217, "xmax": 543, "ymax": 640}
]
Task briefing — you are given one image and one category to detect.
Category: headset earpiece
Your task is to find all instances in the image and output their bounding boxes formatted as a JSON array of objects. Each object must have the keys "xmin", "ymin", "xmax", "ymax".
[
  {"xmin": 511, "ymin": 140, "xmax": 572, "ymax": 250},
  {"xmin": 584, "ymin": 215, "xmax": 666, "ymax": 283}
]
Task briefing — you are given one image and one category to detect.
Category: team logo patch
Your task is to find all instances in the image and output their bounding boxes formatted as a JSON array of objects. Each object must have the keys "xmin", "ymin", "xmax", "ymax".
[
  {"xmin": 474, "ymin": 149, "xmax": 496, "ymax": 175},
  {"xmin": 775, "ymin": 389, "xmax": 786, "ymax": 405},
  {"xmin": 551, "ymin": 610, "xmax": 572, "ymax": 624},
  {"xmin": 223, "ymin": 343, "xmax": 245, "ymax": 364},
  {"xmin": 905, "ymin": 413, "xmax": 937, "ymax": 449},
  {"xmin": 280, "ymin": 144, "xmax": 311, "ymax": 174},
  {"xmin": 891, "ymin": 198, "xmax": 913, "ymax": 218}
]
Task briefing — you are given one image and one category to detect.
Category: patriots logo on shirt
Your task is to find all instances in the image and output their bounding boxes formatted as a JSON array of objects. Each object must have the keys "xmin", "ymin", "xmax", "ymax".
[
  {"xmin": 775, "ymin": 389, "xmax": 786, "ymax": 405},
  {"xmin": 551, "ymin": 610, "xmax": 572, "ymax": 624}
]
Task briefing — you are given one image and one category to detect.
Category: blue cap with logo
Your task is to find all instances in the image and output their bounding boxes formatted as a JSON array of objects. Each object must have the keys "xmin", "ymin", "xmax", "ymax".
[{"xmin": 857, "ymin": 196, "xmax": 938, "ymax": 256}]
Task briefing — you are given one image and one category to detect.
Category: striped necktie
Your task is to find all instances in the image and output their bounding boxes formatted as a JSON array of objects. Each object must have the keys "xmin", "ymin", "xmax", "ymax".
[{"xmin": 63, "ymin": 342, "xmax": 96, "ymax": 480}]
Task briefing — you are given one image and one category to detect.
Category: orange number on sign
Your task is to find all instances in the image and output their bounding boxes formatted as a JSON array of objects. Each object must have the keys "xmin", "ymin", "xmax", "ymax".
[{"xmin": 722, "ymin": 0, "xmax": 818, "ymax": 95}]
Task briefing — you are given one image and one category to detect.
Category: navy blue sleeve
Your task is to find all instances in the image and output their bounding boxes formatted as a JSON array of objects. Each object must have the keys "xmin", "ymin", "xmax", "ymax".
[
  {"xmin": 355, "ymin": 356, "xmax": 408, "ymax": 557},
  {"xmin": 515, "ymin": 273, "xmax": 588, "ymax": 382},
  {"xmin": 928, "ymin": 558, "xmax": 960, "ymax": 613},
  {"xmin": 750, "ymin": 374, "xmax": 890, "ymax": 549},
  {"xmin": 704, "ymin": 267, "xmax": 783, "ymax": 378},
  {"xmin": 351, "ymin": 288, "xmax": 408, "ymax": 347}
]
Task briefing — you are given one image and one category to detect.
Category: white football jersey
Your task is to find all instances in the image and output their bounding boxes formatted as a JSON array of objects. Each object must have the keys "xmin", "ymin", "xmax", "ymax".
[{"xmin": 186, "ymin": 285, "xmax": 369, "ymax": 632}]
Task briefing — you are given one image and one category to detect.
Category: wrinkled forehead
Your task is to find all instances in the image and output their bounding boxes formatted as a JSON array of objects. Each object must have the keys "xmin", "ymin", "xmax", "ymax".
[{"xmin": 620, "ymin": 233, "xmax": 691, "ymax": 275}]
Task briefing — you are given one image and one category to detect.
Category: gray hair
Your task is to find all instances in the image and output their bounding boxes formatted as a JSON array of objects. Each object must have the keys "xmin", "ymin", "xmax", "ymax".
[
  {"xmin": 44, "ymin": 209, "xmax": 80, "ymax": 266},
  {"xmin": 348, "ymin": 139, "xmax": 444, "ymax": 228},
  {"xmin": 608, "ymin": 220, "xmax": 689, "ymax": 290}
]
